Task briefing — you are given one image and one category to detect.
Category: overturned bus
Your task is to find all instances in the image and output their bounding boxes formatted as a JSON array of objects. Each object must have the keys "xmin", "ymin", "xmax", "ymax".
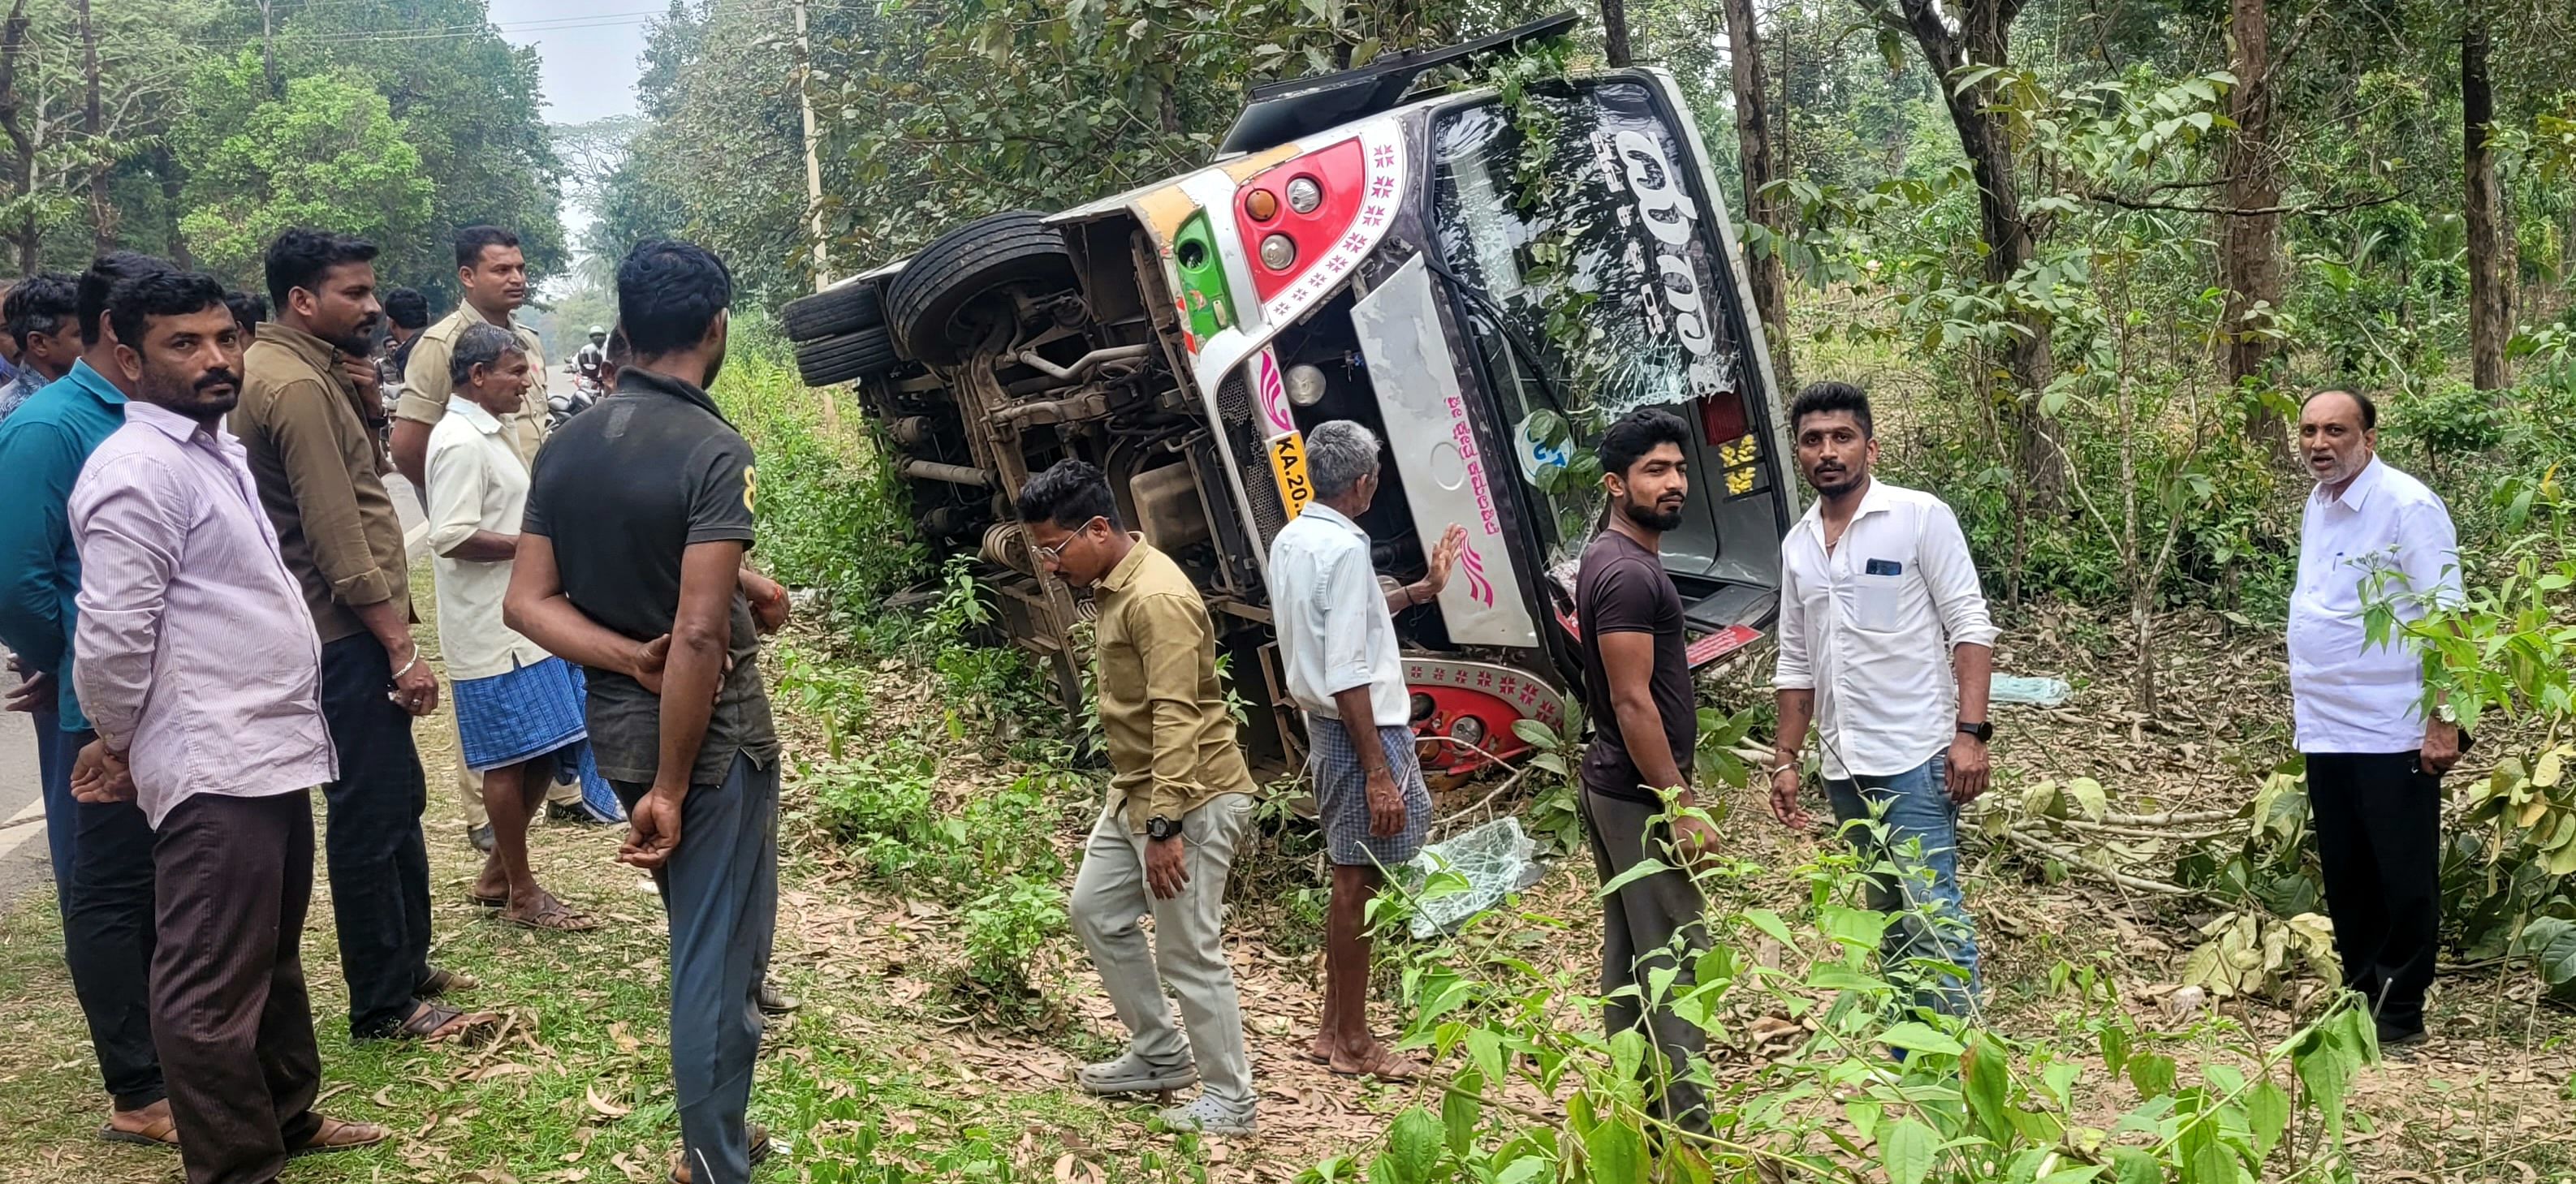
[{"xmin": 783, "ymin": 17, "xmax": 1797, "ymax": 774}]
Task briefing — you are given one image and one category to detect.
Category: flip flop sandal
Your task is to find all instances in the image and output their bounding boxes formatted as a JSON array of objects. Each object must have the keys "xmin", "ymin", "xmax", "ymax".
[
  {"xmin": 417, "ymin": 967, "xmax": 479, "ymax": 997},
  {"xmin": 97, "ymin": 1113, "xmax": 180, "ymax": 1150},
  {"xmin": 500, "ymin": 898, "xmax": 598, "ymax": 932},
  {"xmin": 667, "ymin": 1122, "xmax": 771, "ymax": 1184},
  {"xmin": 289, "ymin": 1117, "xmax": 389, "ymax": 1159}
]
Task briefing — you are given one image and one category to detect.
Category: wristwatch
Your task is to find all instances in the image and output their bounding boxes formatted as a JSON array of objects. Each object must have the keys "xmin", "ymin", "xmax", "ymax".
[
  {"xmin": 1957, "ymin": 721, "xmax": 1993, "ymax": 743},
  {"xmin": 1146, "ymin": 816, "xmax": 1181, "ymax": 841}
]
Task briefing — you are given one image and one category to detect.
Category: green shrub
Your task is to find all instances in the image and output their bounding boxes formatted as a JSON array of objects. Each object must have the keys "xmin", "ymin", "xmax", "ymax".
[{"xmin": 960, "ymin": 875, "xmax": 1068, "ymax": 995}]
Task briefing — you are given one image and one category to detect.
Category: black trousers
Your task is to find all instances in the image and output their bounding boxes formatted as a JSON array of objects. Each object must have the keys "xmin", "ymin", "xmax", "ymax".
[
  {"xmin": 153, "ymin": 790, "xmax": 323, "ymax": 1184},
  {"xmin": 2306, "ymin": 751, "xmax": 2442, "ymax": 1032},
  {"xmin": 317, "ymin": 633, "xmax": 434, "ymax": 1037},
  {"xmin": 61, "ymin": 725, "xmax": 166, "ymax": 1111}
]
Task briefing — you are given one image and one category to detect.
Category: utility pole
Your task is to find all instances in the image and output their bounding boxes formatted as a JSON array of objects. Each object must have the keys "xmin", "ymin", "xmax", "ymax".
[
  {"xmin": 259, "ymin": 0, "xmax": 281, "ymax": 97},
  {"xmin": 792, "ymin": 0, "xmax": 840, "ymax": 428},
  {"xmin": 792, "ymin": 0, "xmax": 829, "ymax": 294}
]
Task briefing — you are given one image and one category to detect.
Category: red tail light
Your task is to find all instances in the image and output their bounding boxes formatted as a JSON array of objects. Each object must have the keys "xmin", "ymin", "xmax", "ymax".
[{"xmin": 1235, "ymin": 138, "xmax": 1369, "ymax": 304}]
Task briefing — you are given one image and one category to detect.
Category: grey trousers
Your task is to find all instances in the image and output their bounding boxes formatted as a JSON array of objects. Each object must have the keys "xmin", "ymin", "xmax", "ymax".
[
  {"xmin": 1069, "ymin": 793, "xmax": 1256, "ymax": 1109},
  {"xmin": 612, "ymin": 751, "xmax": 778, "ymax": 1184},
  {"xmin": 1578, "ymin": 785, "xmax": 1711, "ymax": 1135}
]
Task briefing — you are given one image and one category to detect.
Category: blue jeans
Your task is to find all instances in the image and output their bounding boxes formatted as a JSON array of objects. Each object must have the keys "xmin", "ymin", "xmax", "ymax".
[
  {"xmin": 1827, "ymin": 755, "xmax": 1979, "ymax": 1016},
  {"xmin": 33, "ymin": 708, "xmax": 74, "ymax": 916}
]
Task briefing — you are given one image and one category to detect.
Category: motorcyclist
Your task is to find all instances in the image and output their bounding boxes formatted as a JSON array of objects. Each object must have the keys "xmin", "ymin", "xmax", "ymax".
[{"xmin": 573, "ymin": 325, "xmax": 607, "ymax": 385}]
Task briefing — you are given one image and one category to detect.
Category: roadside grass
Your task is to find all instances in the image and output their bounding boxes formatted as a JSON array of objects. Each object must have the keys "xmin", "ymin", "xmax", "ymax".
[{"xmin": 0, "ymin": 559, "xmax": 1213, "ymax": 1184}]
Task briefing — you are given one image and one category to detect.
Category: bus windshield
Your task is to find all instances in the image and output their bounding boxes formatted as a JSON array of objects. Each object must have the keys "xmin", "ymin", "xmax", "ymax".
[{"xmin": 1428, "ymin": 79, "xmax": 1750, "ymax": 568}]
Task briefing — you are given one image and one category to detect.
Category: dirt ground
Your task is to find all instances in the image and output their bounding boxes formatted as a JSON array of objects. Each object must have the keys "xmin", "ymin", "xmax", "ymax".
[{"xmin": 2, "ymin": 593, "xmax": 2572, "ymax": 1182}]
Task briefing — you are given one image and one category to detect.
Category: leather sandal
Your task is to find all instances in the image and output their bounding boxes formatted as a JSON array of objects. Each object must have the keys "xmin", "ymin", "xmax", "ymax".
[
  {"xmin": 385, "ymin": 1001, "xmax": 500, "ymax": 1044},
  {"xmin": 289, "ymin": 1115, "xmax": 390, "ymax": 1158},
  {"xmin": 667, "ymin": 1122, "xmax": 772, "ymax": 1183},
  {"xmin": 417, "ymin": 967, "xmax": 480, "ymax": 997}
]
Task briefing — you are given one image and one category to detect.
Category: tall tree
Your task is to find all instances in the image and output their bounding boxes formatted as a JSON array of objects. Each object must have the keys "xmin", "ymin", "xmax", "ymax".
[
  {"xmin": 0, "ymin": 0, "xmax": 31, "ymax": 272},
  {"xmin": 2219, "ymin": 0, "xmax": 2286, "ymax": 457},
  {"xmin": 1866, "ymin": 0, "xmax": 2060, "ymax": 495},
  {"xmin": 77, "ymin": 0, "xmax": 109, "ymax": 250},
  {"xmin": 173, "ymin": 62, "xmax": 434, "ymax": 284},
  {"xmin": 1721, "ymin": 0, "xmax": 1792, "ymax": 385},
  {"xmin": 1600, "ymin": 0, "xmax": 1633, "ymax": 67},
  {"xmin": 2462, "ymin": 0, "xmax": 2509, "ymax": 390}
]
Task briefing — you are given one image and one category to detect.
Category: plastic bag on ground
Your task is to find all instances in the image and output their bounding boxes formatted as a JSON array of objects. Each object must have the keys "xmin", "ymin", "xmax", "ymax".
[
  {"xmin": 1401, "ymin": 817, "xmax": 1548, "ymax": 940},
  {"xmin": 1991, "ymin": 674, "xmax": 2071, "ymax": 708}
]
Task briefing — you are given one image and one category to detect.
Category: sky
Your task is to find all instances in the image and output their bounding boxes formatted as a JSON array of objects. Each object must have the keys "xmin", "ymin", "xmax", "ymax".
[
  {"xmin": 485, "ymin": 0, "xmax": 655, "ymax": 265},
  {"xmin": 487, "ymin": 0, "xmax": 652, "ymax": 127}
]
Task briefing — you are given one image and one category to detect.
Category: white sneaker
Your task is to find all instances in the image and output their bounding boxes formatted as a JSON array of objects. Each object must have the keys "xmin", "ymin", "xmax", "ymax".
[
  {"xmin": 1158, "ymin": 1095, "xmax": 1256, "ymax": 1136},
  {"xmin": 1076, "ymin": 1050, "xmax": 1197, "ymax": 1096}
]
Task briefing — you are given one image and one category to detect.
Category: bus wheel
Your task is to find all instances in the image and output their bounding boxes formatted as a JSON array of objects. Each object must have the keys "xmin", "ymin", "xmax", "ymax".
[
  {"xmin": 782, "ymin": 281, "xmax": 884, "ymax": 343},
  {"xmin": 888, "ymin": 210, "xmax": 1077, "ymax": 367},
  {"xmin": 794, "ymin": 326, "xmax": 900, "ymax": 387}
]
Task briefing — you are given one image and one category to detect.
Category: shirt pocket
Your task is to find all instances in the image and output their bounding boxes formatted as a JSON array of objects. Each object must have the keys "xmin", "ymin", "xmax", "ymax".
[{"xmin": 1850, "ymin": 572, "xmax": 1908, "ymax": 633}]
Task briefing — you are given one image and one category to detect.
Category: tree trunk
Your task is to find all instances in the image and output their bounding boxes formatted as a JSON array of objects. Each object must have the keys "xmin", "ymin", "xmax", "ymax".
[
  {"xmin": 151, "ymin": 144, "xmax": 190, "ymax": 269},
  {"xmin": 260, "ymin": 0, "xmax": 282, "ymax": 99},
  {"xmin": 1896, "ymin": 0, "xmax": 2061, "ymax": 499},
  {"xmin": 2463, "ymin": 4, "xmax": 2509, "ymax": 391},
  {"xmin": 0, "ymin": 0, "xmax": 32, "ymax": 273},
  {"xmin": 2220, "ymin": 0, "xmax": 2288, "ymax": 461},
  {"xmin": 1599, "ymin": 0, "xmax": 1632, "ymax": 67},
  {"xmin": 78, "ymin": 0, "xmax": 114, "ymax": 251},
  {"xmin": 1723, "ymin": 0, "xmax": 1793, "ymax": 386}
]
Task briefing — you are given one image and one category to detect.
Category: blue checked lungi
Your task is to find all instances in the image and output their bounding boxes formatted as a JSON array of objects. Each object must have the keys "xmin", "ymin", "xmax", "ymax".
[
  {"xmin": 1305, "ymin": 715, "xmax": 1434, "ymax": 868},
  {"xmin": 451, "ymin": 656, "xmax": 623, "ymax": 821}
]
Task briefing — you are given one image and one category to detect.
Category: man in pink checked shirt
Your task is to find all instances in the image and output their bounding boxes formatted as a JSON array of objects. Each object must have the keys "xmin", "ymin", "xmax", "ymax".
[{"xmin": 68, "ymin": 269, "xmax": 386, "ymax": 1184}]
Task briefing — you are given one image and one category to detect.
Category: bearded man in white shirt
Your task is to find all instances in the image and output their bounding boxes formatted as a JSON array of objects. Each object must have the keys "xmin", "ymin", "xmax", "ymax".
[
  {"xmin": 2289, "ymin": 388, "xmax": 2462, "ymax": 1050},
  {"xmin": 1766, "ymin": 381, "xmax": 1996, "ymax": 1018}
]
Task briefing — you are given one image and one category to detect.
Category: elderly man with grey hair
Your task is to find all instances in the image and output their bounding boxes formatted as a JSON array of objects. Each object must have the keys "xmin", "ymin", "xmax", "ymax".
[
  {"xmin": 1266, "ymin": 419, "xmax": 1464, "ymax": 1079},
  {"xmin": 424, "ymin": 321, "xmax": 602, "ymax": 932}
]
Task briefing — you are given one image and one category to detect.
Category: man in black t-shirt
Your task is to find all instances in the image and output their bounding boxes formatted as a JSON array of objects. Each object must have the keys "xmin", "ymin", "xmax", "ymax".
[
  {"xmin": 505, "ymin": 239, "xmax": 787, "ymax": 1184},
  {"xmin": 1573, "ymin": 408, "xmax": 1713, "ymax": 1135}
]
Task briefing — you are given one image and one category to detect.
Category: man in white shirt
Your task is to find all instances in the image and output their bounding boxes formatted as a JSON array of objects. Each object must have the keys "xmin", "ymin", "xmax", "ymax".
[
  {"xmin": 1266, "ymin": 420, "xmax": 1461, "ymax": 1081},
  {"xmin": 2288, "ymin": 388, "xmax": 2461, "ymax": 1049},
  {"xmin": 426, "ymin": 323, "xmax": 598, "ymax": 932},
  {"xmin": 1767, "ymin": 382, "xmax": 1997, "ymax": 1017}
]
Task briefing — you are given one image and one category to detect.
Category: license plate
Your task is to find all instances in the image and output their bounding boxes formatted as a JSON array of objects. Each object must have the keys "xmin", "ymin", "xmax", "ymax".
[{"xmin": 1266, "ymin": 431, "xmax": 1314, "ymax": 518}]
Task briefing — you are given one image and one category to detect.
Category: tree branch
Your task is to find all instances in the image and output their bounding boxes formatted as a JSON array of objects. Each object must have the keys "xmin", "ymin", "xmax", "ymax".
[{"xmin": 2081, "ymin": 191, "xmax": 2401, "ymax": 217}]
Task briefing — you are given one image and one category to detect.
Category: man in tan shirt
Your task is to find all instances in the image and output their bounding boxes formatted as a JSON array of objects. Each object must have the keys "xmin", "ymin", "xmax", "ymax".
[
  {"xmin": 388, "ymin": 226, "xmax": 593, "ymax": 843},
  {"xmin": 231, "ymin": 227, "xmax": 492, "ymax": 1044},
  {"xmin": 1015, "ymin": 460, "xmax": 1258, "ymax": 1137}
]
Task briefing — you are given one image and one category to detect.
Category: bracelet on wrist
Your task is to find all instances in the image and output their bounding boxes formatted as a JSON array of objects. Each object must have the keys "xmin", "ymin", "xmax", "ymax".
[{"xmin": 390, "ymin": 651, "xmax": 423, "ymax": 682}]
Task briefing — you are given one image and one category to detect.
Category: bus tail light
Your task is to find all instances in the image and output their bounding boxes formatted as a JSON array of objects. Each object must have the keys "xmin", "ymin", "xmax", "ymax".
[{"xmin": 1234, "ymin": 138, "xmax": 1368, "ymax": 303}]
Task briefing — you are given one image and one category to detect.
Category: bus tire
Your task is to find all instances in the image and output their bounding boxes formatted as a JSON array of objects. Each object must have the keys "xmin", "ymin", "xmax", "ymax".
[
  {"xmin": 887, "ymin": 210, "xmax": 1077, "ymax": 367},
  {"xmin": 781, "ymin": 282, "xmax": 883, "ymax": 343},
  {"xmin": 794, "ymin": 326, "xmax": 900, "ymax": 387}
]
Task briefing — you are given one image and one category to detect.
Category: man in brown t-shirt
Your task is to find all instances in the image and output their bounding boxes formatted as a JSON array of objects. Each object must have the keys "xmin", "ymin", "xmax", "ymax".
[
  {"xmin": 1573, "ymin": 407, "xmax": 1714, "ymax": 1134},
  {"xmin": 232, "ymin": 227, "xmax": 493, "ymax": 1045}
]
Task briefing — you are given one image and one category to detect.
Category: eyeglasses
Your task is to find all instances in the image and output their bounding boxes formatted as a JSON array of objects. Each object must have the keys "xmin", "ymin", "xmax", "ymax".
[{"xmin": 1032, "ymin": 517, "xmax": 1105, "ymax": 566}]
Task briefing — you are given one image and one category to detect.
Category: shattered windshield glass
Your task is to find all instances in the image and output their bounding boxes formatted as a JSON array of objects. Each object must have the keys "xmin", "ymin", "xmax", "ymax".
[{"xmin": 1429, "ymin": 80, "xmax": 1745, "ymax": 562}]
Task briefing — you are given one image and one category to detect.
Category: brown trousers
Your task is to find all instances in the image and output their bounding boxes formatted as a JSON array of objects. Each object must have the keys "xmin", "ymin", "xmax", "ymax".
[{"xmin": 152, "ymin": 790, "xmax": 324, "ymax": 1184}]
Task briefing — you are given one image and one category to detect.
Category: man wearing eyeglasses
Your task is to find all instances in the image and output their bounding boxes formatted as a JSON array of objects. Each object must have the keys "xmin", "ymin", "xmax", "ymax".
[{"xmin": 1016, "ymin": 459, "xmax": 1260, "ymax": 1138}]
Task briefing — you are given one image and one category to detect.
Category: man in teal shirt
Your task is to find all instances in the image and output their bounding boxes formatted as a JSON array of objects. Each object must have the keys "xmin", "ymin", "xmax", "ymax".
[{"xmin": 0, "ymin": 252, "xmax": 176, "ymax": 1145}]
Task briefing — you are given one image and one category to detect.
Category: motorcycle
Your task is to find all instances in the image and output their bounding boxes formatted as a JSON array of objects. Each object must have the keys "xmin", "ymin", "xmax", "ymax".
[{"xmin": 548, "ymin": 375, "xmax": 603, "ymax": 433}]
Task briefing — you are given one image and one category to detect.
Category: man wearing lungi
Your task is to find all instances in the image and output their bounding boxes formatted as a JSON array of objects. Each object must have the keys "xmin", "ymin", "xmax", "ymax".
[
  {"xmin": 426, "ymin": 321, "xmax": 602, "ymax": 932},
  {"xmin": 1266, "ymin": 420, "xmax": 1464, "ymax": 1083}
]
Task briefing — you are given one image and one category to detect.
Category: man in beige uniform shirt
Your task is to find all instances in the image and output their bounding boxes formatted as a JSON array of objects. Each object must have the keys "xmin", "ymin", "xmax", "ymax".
[{"xmin": 388, "ymin": 226, "xmax": 593, "ymax": 845}]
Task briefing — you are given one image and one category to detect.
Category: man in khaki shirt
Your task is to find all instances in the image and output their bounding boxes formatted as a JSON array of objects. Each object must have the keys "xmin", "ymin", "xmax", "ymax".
[
  {"xmin": 231, "ymin": 227, "xmax": 490, "ymax": 1044},
  {"xmin": 391, "ymin": 226, "xmax": 547, "ymax": 485},
  {"xmin": 387, "ymin": 226, "xmax": 592, "ymax": 842},
  {"xmin": 1016, "ymin": 460, "xmax": 1258, "ymax": 1137}
]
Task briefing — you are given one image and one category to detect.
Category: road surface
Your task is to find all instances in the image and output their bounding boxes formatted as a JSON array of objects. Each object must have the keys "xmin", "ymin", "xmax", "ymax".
[{"xmin": 0, "ymin": 647, "xmax": 54, "ymax": 909}]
